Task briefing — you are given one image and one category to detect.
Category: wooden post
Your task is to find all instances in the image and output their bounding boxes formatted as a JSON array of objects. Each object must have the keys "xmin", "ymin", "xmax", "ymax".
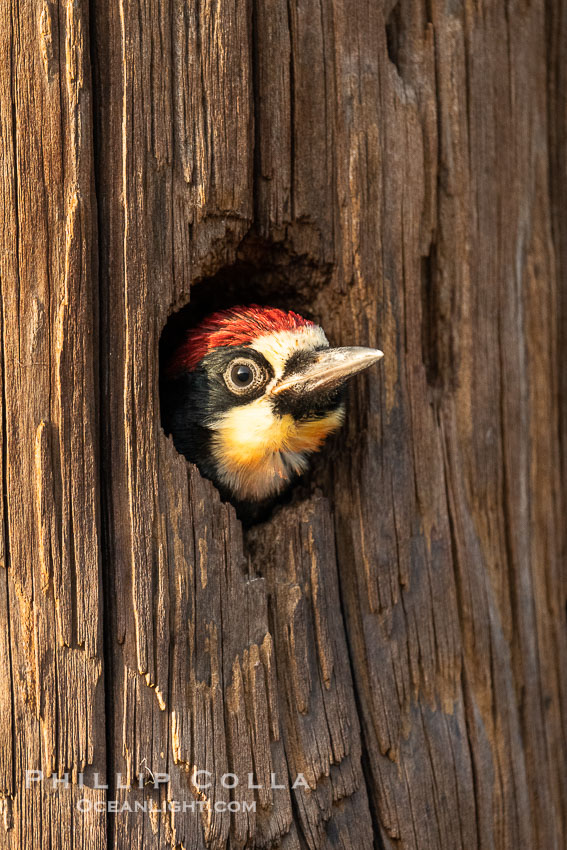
[{"xmin": 1, "ymin": 0, "xmax": 566, "ymax": 848}]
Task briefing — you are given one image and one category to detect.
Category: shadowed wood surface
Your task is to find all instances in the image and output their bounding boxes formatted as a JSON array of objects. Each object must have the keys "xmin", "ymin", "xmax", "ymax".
[{"xmin": 1, "ymin": 0, "xmax": 566, "ymax": 848}]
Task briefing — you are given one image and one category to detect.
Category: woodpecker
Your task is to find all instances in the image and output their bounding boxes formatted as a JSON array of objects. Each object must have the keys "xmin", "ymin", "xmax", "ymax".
[{"xmin": 161, "ymin": 305, "xmax": 383, "ymax": 521}]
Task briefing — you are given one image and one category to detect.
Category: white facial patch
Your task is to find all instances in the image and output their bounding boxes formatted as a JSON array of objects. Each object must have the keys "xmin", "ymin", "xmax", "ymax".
[{"xmin": 250, "ymin": 325, "xmax": 329, "ymax": 381}]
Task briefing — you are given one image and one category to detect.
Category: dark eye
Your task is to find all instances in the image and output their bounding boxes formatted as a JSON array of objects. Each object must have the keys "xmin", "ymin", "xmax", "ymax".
[
  {"xmin": 223, "ymin": 358, "xmax": 266, "ymax": 395},
  {"xmin": 233, "ymin": 364, "xmax": 253, "ymax": 385}
]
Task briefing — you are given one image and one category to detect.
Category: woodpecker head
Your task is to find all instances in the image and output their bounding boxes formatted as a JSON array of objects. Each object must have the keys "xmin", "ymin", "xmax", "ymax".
[{"xmin": 162, "ymin": 305, "xmax": 383, "ymax": 512}]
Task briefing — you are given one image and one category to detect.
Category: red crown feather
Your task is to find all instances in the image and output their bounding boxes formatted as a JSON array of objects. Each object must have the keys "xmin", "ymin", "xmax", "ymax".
[{"xmin": 168, "ymin": 305, "xmax": 314, "ymax": 375}]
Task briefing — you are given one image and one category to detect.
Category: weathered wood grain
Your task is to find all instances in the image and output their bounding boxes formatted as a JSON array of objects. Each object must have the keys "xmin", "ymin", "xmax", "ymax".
[
  {"xmin": 1, "ymin": 0, "xmax": 566, "ymax": 848},
  {"xmin": 248, "ymin": 498, "xmax": 374, "ymax": 847},
  {"xmin": 548, "ymin": 0, "xmax": 567, "ymax": 617},
  {"xmin": 0, "ymin": 0, "xmax": 106, "ymax": 848}
]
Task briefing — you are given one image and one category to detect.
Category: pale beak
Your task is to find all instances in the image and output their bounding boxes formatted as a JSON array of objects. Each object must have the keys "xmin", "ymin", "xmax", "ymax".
[{"xmin": 271, "ymin": 346, "xmax": 384, "ymax": 396}]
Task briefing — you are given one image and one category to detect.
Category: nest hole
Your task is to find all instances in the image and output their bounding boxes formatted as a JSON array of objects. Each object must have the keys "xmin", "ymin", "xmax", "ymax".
[{"xmin": 159, "ymin": 238, "xmax": 334, "ymax": 526}]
